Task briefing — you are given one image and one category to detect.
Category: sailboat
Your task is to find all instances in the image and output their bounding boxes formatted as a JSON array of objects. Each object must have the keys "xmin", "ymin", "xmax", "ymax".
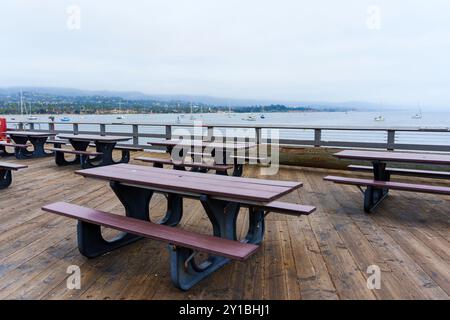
[
  {"xmin": 412, "ymin": 112, "xmax": 422, "ymax": 119},
  {"xmin": 189, "ymin": 103, "xmax": 196, "ymax": 120},
  {"xmin": 18, "ymin": 90, "xmax": 38, "ymax": 120},
  {"xmin": 27, "ymin": 102, "xmax": 38, "ymax": 120},
  {"xmin": 242, "ymin": 114, "xmax": 257, "ymax": 121},
  {"xmin": 260, "ymin": 105, "xmax": 266, "ymax": 119},
  {"xmin": 374, "ymin": 101, "xmax": 385, "ymax": 121},
  {"xmin": 19, "ymin": 90, "xmax": 25, "ymax": 119},
  {"xmin": 412, "ymin": 103, "xmax": 422, "ymax": 119},
  {"xmin": 116, "ymin": 102, "xmax": 124, "ymax": 119}
]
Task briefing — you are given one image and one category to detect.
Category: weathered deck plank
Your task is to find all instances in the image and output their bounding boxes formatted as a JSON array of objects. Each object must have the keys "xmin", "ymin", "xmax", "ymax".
[{"xmin": 0, "ymin": 153, "xmax": 448, "ymax": 300}]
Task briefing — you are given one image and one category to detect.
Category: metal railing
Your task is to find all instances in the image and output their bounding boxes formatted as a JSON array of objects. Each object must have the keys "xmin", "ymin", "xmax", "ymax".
[{"xmin": 7, "ymin": 120, "xmax": 450, "ymax": 153}]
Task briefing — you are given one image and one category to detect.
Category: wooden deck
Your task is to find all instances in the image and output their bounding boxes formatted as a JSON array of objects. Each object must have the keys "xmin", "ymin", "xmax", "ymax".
[{"xmin": 0, "ymin": 151, "xmax": 449, "ymax": 300}]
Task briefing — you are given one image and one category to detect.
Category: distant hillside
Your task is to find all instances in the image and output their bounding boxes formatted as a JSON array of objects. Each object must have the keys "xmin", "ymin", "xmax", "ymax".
[{"xmin": 0, "ymin": 86, "xmax": 396, "ymax": 111}]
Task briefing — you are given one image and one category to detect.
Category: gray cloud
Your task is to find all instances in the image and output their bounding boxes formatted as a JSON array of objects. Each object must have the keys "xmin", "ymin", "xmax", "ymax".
[{"xmin": 1, "ymin": 0, "xmax": 449, "ymax": 108}]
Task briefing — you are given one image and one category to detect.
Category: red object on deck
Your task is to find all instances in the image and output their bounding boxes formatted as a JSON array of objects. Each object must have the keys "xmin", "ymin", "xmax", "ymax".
[{"xmin": 0, "ymin": 118, "xmax": 8, "ymax": 141}]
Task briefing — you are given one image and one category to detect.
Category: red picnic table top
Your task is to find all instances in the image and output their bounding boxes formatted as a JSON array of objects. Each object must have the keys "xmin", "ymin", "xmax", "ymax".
[
  {"xmin": 76, "ymin": 163, "xmax": 301, "ymax": 204},
  {"xmin": 148, "ymin": 139, "xmax": 256, "ymax": 150},
  {"xmin": 58, "ymin": 134, "xmax": 132, "ymax": 143},
  {"xmin": 6, "ymin": 131, "xmax": 56, "ymax": 137},
  {"xmin": 334, "ymin": 150, "xmax": 450, "ymax": 165}
]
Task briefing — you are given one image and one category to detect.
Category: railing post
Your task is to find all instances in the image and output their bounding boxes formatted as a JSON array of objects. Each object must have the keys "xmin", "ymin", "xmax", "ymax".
[
  {"xmin": 73, "ymin": 123, "xmax": 79, "ymax": 134},
  {"xmin": 314, "ymin": 129, "xmax": 322, "ymax": 147},
  {"xmin": 387, "ymin": 130, "xmax": 395, "ymax": 151},
  {"xmin": 29, "ymin": 123, "xmax": 35, "ymax": 130},
  {"xmin": 18, "ymin": 122, "xmax": 24, "ymax": 130},
  {"xmin": 165, "ymin": 125, "xmax": 172, "ymax": 140},
  {"xmin": 49, "ymin": 122, "xmax": 55, "ymax": 133},
  {"xmin": 100, "ymin": 124, "xmax": 106, "ymax": 136},
  {"xmin": 255, "ymin": 127, "xmax": 262, "ymax": 145},
  {"xmin": 132, "ymin": 124, "xmax": 139, "ymax": 146},
  {"xmin": 207, "ymin": 126, "xmax": 214, "ymax": 141},
  {"xmin": 255, "ymin": 127, "xmax": 262, "ymax": 156}
]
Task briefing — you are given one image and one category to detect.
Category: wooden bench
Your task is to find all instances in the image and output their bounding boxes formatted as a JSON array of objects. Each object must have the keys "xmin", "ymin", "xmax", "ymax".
[
  {"xmin": 324, "ymin": 175, "xmax": 450, "ymax": 195},
  {"xmin": 348, "ymin": 164, "xmax": 450, "ymax": 180},
  {"xmin": 46, "ymin": 147, "xmax": 103, "ymax": 169},
  {"xmin": 114, "ymin": 145, "xmax": 143, "ymax": 152},
  {"xmin": 0, "ymin": 141, "xmax": 31, "ymax": 157},
  {"xmin": 42, "ymin": 202, "xmax": 259, "ymax": 290},
  {"xmin": 88, "ymin": 143, "xmax": 143, "ymax": 163},
  {"xmin": 88, "ymin": 143, "xmax": 142, "ymax": 151},
  {"xmin": 0, "ymin": 141, "xmax": 31, "ymax": 148},
  {"xmin": 253, "ymin": 201, "xmax": 316, "ymax": 216},
  {"xmin": 324, "ymin": 175, "xmax": 450, "ymax": 212},
  {"xmin": 135, "ymin": 156, "xmax": 233, "ymax": 174},
  {"xmin": 187, "ymin": 151, "xmax": 214, "ymax": 158},
  {"xmin": 46, "ymin": 139, "xmax": 69, "ymax": 146},
  {"xmin": 0, "ymin": 161, "xmax": 28, "ymax": 189},
  {"xmin": 46, "ymin": 147, "xmax": 102, "ymax": 156}
]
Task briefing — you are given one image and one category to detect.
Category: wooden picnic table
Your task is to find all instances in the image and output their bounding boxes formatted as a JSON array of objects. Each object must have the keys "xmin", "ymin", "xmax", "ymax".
[
  {"xmin": 56, "ymin": 134, "xmax": 132, "ymax": 168},
  {"xmin": 5, "ymin": 131, "xmax": 56, "ymax": 159},
  {"xmin": 68, "ymin": 163, "xmax": 306, "ymax": 289},
  {"xmin": 326, "ymin": 150, "xmax": 450, "ymax": 212},
  {"xmin": 148, "ymin": 139, "xmax": 257, "ymax": 176}
]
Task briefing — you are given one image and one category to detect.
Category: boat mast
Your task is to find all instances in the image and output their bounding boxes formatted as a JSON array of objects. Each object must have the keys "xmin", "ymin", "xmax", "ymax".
[{"xmin": 20, "ymin": 89, "xmax": 23, "ymax": 115}]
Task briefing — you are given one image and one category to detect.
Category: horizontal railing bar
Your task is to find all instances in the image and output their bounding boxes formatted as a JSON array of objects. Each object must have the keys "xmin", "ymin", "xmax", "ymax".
[
  {"xmin": 6, "ymin": 120, "xmax": 450, "ymax": 132},
  {"xmin": 279, "ymin": 139, "xmax": 315, "ymax": 146},
  {"xmin": 6, "ymin": 121, "xmax": 450, "ymax": 154},
  {"xmin": 321, "ymin": 141, "xmax": 387, "ymax": 149}
]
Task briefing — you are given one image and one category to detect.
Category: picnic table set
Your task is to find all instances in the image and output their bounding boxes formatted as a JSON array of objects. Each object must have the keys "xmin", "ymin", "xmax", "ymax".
[
  {"xmin": 1, "ymin": 131, "xmax": 56, "ymax": 158},
  {"xmin": 1, "ymin": 130, "xmax": 450, "ymax": 290},
  {"xmin": 324, "ymin": 150, "xmax": 450, "ymax": 212},
  {"xmin": 48, "ymin": 134, "xmax": 135, "ymax": 168},
  {"xmin": 137, "ymin": 139, "xmax": 257, "ymax": 176}
]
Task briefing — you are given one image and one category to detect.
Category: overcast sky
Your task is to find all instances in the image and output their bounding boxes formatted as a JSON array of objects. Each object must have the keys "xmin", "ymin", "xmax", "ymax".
[{"xmin": 1, "ymin": 0, "xmax": 450, "ymax": 108}]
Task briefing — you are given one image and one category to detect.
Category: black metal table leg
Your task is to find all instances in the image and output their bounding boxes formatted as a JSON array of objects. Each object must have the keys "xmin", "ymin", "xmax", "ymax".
[
  {"xmin": 28, "ymin": 137, "xmax": 53, "ymax": 157},
  {"xmin": 158, "ymin": 193, "xmax": 183, "ymax": 226},
  {"xmin": 0, "ymin": 169, "xmax": 12, "ymax": 189},
  {"xmin": 364, "ymin": 160, "xmax": 390, "ymax": 213},
  {"xmin": 95, "ymin": 142, "xmax": 116, "ymax": 166},
  {"xmin": 232, "ymin": 155, "xmax": 243, "ymax": 177},
  {"xmin": 200, "ymin": 196, "xmax": 240, "ymax": 240},
  {"xmin": 54, "ymin": 151, "xmax": 81, "ymax": 166},
  {"xmin": 170, "ymin": 195, "xmax": 263, "ymax": 290},
  {"xmin": 245, "ymin": 207, "xmax": 265, "ymax": 244},
  {"xmin": 118, "ymin": 150, "xmax": 130, "ymax": 163},
  {"xmin": 9, "ymin": 135, "xmax": 32, "ymax": 159},
  {"xmin": 64, "ymin": 140, "xmax": 90, "ymax": 168},
  {"xmin": 77, "ymin": 181, "xmax": 154, "ymax": 258}
]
